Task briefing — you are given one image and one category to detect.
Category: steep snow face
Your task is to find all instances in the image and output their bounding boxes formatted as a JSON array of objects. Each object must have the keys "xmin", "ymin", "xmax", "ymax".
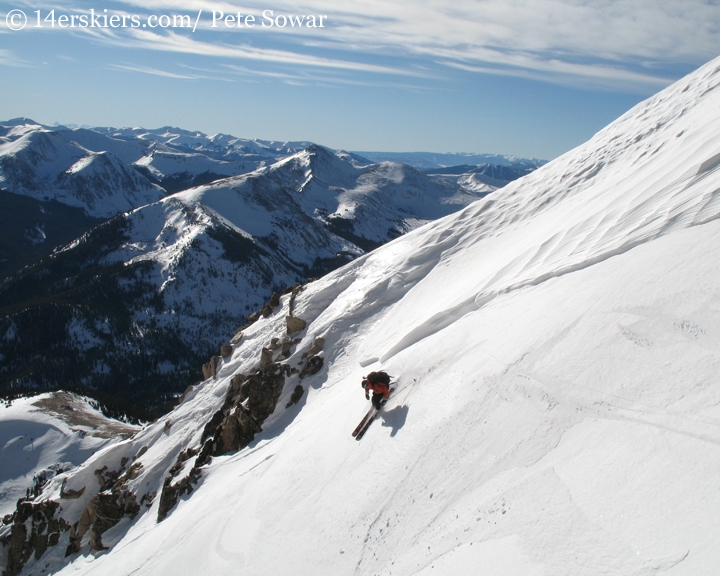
[
  {"xmin": 0, "ymin": 392, "xmax": 137, "ymax": 517},
  {"xmin": 9, "ymin": 57, "xmax": 720, "ymax": 576}
]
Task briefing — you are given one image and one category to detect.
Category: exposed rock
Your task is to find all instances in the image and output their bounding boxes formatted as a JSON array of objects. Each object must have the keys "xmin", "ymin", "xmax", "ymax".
[
  {"xmin": 67, "ymin": 462, "xmax": 143, "ymax": 555},
  {"xmin": 220, "ymin": 344, "xmax": 233, "ymax": 358},
  {"xmin": 158, "ymin": 355, "xmax": 292, "ymax": 522},
  {"xmin": 260, "ymin": 291, "xmax": 282, "ymax": 318},
  {"xmin": 299, "ymin": 355, "xmax": 324, "ymax": 379},
  {"xmin": 247, "ymin": 312, "xmax": 260, "ymax": 323},
  {"xmin": 286, "ymin": 385, "xmax": 305, "ymax": 408},
  {"xmin": 94, "ymin": 466, "xmax": 119, "ymax": 491},
  {"xmin": 163, "ymin": 420, "xmax": 172, "ymax": 433},
  {"xmin": 140, "ymin": 491, "xmax": 156, "ymax": 508},
  {"xmin": 230, "ymin": 330, "xmax": 244, "ymax": 345},
  {"xmin": 269, "ymin": 291, "xmax": 281, "ymax": 309},
  {"xmin": 60, "ymin": 479, "xmax": 86, "ymax": 500},
  {"xmin": 281, "ymin": 339, "xmax": 294, "ymax": 356},
  {"xmin": 5, "ymin": 521, "xmax": 28, "ymax": 576},
  {"xmin": 286, "ymin": 316, "xmax": 307, "ymax": 335},
  {"xmin": 260, "ymin": 347, "xmax": 274, "ymax": 369},
  {"xmin": 243, "ymin": 367, "xmax": 285, "ymax": 423},
  {"xmin": 201, "ymin": 410, "xmax": 225, "ymax": 444},
  {"xmin": 227, "ymin": 373, "xmax": 247, "ymax": 401},
  {"xmin": 157, "ymin": 468, "xmax": 200, "ymax": 523},
  {"xmin": 89, "ymin": 493, "xmax": 121, "ymax": 552},
  {"xmin": 287, "ymin": 285, "xmax": 304, "ymax": 316},
  {"xmin": 201, "ymin": 355, "xmax": 220, "ymax": 380},
  {"xmin": 283, "ymin": 283, "xmax": 302, "ymax": 295},
  {"xmin": 168, "ymin": 448, "xmax": 199, "ymax": 477},
  {"xmin": 270, "ymin": 337, "xmax": 281, "ymax": 350},
  {"xmin": 215, "ymin": 406, "xmax": 262, "ymax": 455},
  {"xmin": 307, "ymin": 337, "xmax": 326, "ymax": 358},
  {"xmin": 3, "ymin": 499, "xmax": 66, "ymax": 575}
]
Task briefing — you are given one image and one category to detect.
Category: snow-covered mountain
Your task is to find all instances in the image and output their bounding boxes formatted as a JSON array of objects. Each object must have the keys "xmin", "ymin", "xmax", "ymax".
[
  {"xmin": 424, "ymin": 162, "xmax": 538, "ymax": 195},
  {"xmin": 0, "ymin": 146, "xmax": 475, "ymax": 413},
  {"xmin": 0, "ymin": 120, "xmax": 316, "ymax": 220},
  {"xmin": 234, "ymin": 144, "xmax": 478, "ymax": 249},
  {"xmin": 356, "ymin": 150, "xmax": 546, "ymax": 170},
  {"xmin": 0, "ymin": 123, "xmax": 164, "ymax": 219},
  {"xmin": 1, "ymin": 120, "xmax": 509, "ymax": 279},
  {"xmin": 90, "ymin": 125, "xmax": 314, "ymax": 161},
  {"xmin": 3, "ymin": 54, "xmax": 720, "ymax": 576}
]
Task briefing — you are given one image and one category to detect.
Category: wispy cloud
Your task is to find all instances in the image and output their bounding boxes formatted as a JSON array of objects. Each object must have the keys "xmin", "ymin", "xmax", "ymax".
[
  {"xmin": 19, "ymin": 0, "xmax": 720, "ymax": 91},
  {"xmin": 110, "ymin": 63, "xmax": 199, "ymax": 79},
  {"xmin": 102, "ymin": 28, "xmax": 417, "ymax": 76},
  {"xmin": 0, "ymin": 49, "xmax": 28, "ymax": 67},
  {"xmin": 220, "ymin": 62, "xmax": 434, "ymax": 90}
]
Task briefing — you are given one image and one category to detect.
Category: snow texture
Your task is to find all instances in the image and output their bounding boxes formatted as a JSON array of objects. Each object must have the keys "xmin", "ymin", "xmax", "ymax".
[{"xmin": 6, "ymin": 56, "xmax": 720, "ymax": 576}]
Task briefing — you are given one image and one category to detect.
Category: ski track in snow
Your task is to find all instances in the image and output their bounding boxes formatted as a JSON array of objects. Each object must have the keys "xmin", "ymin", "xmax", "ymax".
[{"xmin": 7, "ymin": 58, "xmax": 720, "ymax": 576}]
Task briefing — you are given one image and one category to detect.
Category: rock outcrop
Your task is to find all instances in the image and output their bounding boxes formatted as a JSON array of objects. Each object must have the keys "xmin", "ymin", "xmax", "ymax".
[
  {"xmin": 66, "ymin": 461, "xmax": 144, "ymax": 555},
  {"xmin": 306, "ymin": 337, "xmax": 325, "ymax": 358},
  {"xmin": 286, "ymin": 385, "xmax": 305, "ymax": 408},
  {"xmin": 286, "ymin": 316, "xmax": 307, "ymax": 335},
  {"xmin": 201, "ymin": 356, "xmax": 220, "ymax": 380},
  {"xmin": 1, "ymin": 500, "xmax": 69, "ymax": 576},
  {"xmin": 299, "ymin": 356, "xmax": 324, "ymax": 379}
]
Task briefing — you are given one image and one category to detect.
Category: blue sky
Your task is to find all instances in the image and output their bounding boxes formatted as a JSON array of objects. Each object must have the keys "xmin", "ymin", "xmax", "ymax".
[{"xmin": 2, "ymin": 0, "xmax": 720, "ymax": 159}]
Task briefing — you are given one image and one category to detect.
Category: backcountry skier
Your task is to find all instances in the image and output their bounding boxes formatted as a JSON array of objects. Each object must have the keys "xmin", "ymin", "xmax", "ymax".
[{"xmin": 361, "ymin": 371, "xmax": 391, "ymax": 410}]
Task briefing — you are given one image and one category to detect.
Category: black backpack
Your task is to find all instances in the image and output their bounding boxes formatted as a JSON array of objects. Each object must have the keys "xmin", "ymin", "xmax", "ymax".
[{"xmin": 366, "ymin": 371, "xmax": 390, "ymax": 386}]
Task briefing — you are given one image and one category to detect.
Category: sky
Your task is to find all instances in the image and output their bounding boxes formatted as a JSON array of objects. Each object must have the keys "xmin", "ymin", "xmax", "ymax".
[{"xmin": 1, "ymin": 0, "xmax": 720, "ymax": 159}]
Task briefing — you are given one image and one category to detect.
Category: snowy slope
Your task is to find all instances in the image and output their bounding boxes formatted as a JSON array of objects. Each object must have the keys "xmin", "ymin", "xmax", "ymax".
[
  {"xmin": 0, "ymin": 124, "xmax": 164, "ymax": 218},
  {"xmin": 132, "ymin": 149, "xmax": 259, "ymax": 192},
  {"xmin": 0, "ymin": 392, "xmax": 138, "ymax": 518},
  {"xmin": 5, "ymin": 56, "xmax": 720, "ymax": 576},
  {"xmin": 424, "ymin": 163, "xmax": 538, "ymax": 195},
  {"xmin": 0, "ymin": 120, "xmax": 303, "ymax": 218},
  {"xmin": 0, "ymin": 141, "xmax": 475, "ymax": 413},
  {"xmin": 243, "ymin": 144, "xmax": 480, "ymax": 247}
]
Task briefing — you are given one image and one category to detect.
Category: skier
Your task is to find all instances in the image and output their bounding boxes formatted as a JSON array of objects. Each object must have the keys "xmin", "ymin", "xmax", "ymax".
[{"xmin": 361, "ymin": 371, "xmax": 391, "ymax": 410}]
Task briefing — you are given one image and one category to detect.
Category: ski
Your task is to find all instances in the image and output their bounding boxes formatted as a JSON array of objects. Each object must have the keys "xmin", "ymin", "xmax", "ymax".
[
  {"xmin": 352, "ymin": 407, "xmax": 376, "ymax": 437},
  {"xmin": 354, "ymin": 386, "xmax": 394, "ymax": 441},
  {"xmin": 354, "ymin": 409, "xmax": 379, "ymax": 441}
]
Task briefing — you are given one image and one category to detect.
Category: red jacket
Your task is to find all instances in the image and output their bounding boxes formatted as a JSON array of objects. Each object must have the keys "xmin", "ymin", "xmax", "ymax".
[{"xmin": 364, "ymin": 380, "xmax": 390, "ymax": 398}]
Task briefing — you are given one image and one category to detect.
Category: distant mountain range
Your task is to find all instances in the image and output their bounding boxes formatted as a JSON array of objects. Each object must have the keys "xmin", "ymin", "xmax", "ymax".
[
  {"xmin": 0, "ymin": 119, "xmax": 542, "ymax": 413},
  {"xmin": 0, "ymin": 120, "xmax": 542, "ymax": 278},
  {"xmin": 354, "ymin": 150, "xmax": 546, "ymax": 170},
  {"xmin": 3, "ymin": 55, "xmax": 720, "ymax": 576}
]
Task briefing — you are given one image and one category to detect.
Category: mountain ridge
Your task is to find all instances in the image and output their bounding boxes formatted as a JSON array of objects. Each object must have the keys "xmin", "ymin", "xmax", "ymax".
[{"xmin": 3, "ymin": 53, "xmax": 720, "ymax": 576}]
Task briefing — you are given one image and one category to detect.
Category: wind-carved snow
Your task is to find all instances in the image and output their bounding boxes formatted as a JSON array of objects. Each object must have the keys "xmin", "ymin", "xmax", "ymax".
[{"xmin": 8, "ymin": 58, "xmax": 720, "ymax": 576}]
